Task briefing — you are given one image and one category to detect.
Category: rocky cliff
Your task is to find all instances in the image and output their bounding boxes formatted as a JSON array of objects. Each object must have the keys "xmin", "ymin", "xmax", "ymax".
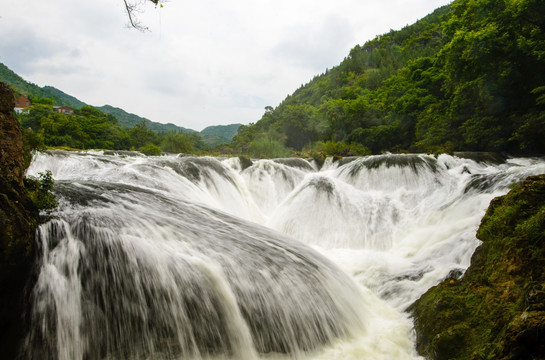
[
  {"xmin": 0, "ymin": 82, "xmax": 38, "ymax": 359},
  {"xmin": 410, "ymin": 174, "xmax": 545, "ymax": 359}
]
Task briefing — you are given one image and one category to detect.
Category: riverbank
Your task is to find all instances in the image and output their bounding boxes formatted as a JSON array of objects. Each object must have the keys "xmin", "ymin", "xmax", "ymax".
[{"xmin": 410, "ymin": 174, "xmax": 545, "ymax": 359}]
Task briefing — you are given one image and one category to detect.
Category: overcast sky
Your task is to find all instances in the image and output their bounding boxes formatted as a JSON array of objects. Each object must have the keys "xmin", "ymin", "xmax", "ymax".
[{"xmin": 1, "ymin": 0, "xmax": 451, "ymax": 131}]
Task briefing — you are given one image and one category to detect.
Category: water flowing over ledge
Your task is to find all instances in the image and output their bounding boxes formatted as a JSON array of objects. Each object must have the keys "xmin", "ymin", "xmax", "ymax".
[{"xmin": 25, "ymin": 151, "xmax": 545, "ymax": 359}]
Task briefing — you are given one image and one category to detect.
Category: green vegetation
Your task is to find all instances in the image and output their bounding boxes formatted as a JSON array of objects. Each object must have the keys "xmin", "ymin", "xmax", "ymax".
[
  {"xmin": 410, "ymin": 175, "xmax": 545, "ymax": 359},
  {"xmin": 21, "ymin": 127, "xmax": 44, "ymax": 169},
  {"xmin": 307, "ymin": 140, "xmax": 370, "ymax": 157},
  {"xmin": 0, "ymin": 64, "xmax": 87, "ymax": 109},
  {"xmin": 95, "ymin": 104, "xmax": 197, "ymax": 133},
  {"xmin": 138, "ymin": 143, "xmax": 162, "ymax": 156},
  {"xmin": 24, "ymin": 170, "xmax": 58, "ymax": 211},
  {"xmin": 1, "ymin": 64, "xmax": 199, "ymax": 134},
  {"xmin": 160, "ymin": 131, "xmax": 194, "ymax": 153},
  {"xmin": 1, "ymin": 62, "xmax": 245, "ymax": 153},
  {"xmin": 247, "ymin": 136, "xmax": 292, "ymax": 159},
  {"xmin": 232, "ymin": 0, "xmax": 545, "ymax": 156},
  {"xmin": 17, "ymin": 103, "xmax": 205, "ymax": 154},
  {"xmin": 200, "ymin": 124, "xmax": 242, "ymax": 147},
  {"xmin": 1, "ymin": 63, "xmax": 195, "ymax": 134}
]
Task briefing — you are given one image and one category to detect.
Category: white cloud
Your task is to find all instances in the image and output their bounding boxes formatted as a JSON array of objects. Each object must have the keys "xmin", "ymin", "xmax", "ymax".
[
  {"xmin": 0, "ymin": 0, "xmax": 452, "ymax": 131},
  {"xmin": 272, "ymin": 14, "xmax": 354, "ymax": 71}
]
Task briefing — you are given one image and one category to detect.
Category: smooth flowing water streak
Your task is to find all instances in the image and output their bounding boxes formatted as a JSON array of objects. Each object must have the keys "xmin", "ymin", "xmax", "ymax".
[{"xmin": 25, "ymin": 151, "xmax": 545, "ymax": 359}]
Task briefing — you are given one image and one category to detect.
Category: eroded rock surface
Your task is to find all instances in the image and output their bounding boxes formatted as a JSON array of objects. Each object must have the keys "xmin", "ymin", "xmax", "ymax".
[{"xmin": 0, "ymin": 82, "xmax": 38, "ymax": 358}]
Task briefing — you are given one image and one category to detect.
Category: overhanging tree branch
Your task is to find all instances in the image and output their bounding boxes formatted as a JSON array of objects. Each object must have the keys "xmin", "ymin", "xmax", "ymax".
[
  {"xmin": 123, "ymin": 0, "xmax": 163, "ymax": 31},
  {"xmin": 123, "ymin": 0, "xmax": 139, "ymax": 29}
]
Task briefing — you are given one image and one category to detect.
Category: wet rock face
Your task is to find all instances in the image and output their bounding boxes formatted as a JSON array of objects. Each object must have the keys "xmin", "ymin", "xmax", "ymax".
[
  {"xmin": 0, "ymin": 82, "xmax": 25, "ymax": 192},
  {"xmin": 0, "ymin": 82, "xmax": 38, "ymax": 359},
  {"xmin": 0, "ymin": 83, "xmax": 14, "ymax": 111},
  {"xmin": 410, "ymin": 175, "xmax": 545, "ymax": 360}
]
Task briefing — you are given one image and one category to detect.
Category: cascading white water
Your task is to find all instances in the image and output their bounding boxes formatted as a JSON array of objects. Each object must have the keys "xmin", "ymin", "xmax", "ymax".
[{"xmin": 25, "ymin": 150, "xmax": 545, "ymax": 359}]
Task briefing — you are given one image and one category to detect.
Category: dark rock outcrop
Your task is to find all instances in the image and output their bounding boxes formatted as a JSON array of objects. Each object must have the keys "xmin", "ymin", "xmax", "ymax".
[
  {"xmin": 0, "ymin": 82, "xmax": 38, "ymax": 359},
  {"xmin": 238, "ymin": 155, "xmax": 253, "ymax": 170},
  {"xmin": 410, "ymin": 174, "xmax": 545, "ymax": 359}
]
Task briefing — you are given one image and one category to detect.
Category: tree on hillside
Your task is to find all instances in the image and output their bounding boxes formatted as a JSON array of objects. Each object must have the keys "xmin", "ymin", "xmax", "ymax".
[
  {"xmin": 128, "ymin": 120, "xmax": 158, "ymax": 148},
  {"xmin": 228, "ymin": 0, "xmax": 545, "ymax": 156},
  {"xmin": 160, "ymin": 131, "xmax": 193, "ymax": 154},
  {"xmin": 419, "ymin": 0, "xmax": 545, "ymax": 153}
]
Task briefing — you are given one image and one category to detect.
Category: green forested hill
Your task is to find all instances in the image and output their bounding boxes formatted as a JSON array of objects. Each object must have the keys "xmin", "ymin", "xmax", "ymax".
[
  {"xmin": 200, "ymin": 124, "xmax": 242, "ymax": 146},
  {"xmin": 40, "ymin": 86, "xmax": 87, "ymax": 109},
  {"xmin": 0, "ymin": 63, "xmax": 42, "ymax": 97},
  {"xmin": 0, "ymin": 62, "xmax": 196, "ymax": 134},
  {"xmin": 0, "ymin": 62, "xmax": 243, "ymax": 152},
  {"xmin": 0, "ymin": 63, "xmax": 87, "ymax": 109},
  {"xmin": 233, "ymin": 0, "xmax": 545, "ymax": 156},
  {"xmin": 96, "ymin": 105, "xmax": 197, "ymax": 134}
]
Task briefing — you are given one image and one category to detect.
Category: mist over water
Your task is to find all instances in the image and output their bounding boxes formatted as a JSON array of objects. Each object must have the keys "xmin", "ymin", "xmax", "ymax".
[{"xmin": 25, "ymin": 151, "xmax": 545, "ymax": 359}]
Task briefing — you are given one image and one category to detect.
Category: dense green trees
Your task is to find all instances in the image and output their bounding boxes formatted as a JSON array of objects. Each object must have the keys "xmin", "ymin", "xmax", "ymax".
[
  {"xmin": 232, "ymin": 0, "xmax": 545, "ymax": 156},
  {"xmin": 160, "ymin": 131, "xmax": 195, "ymax": 153},
  {"xmin": 230, "ymin": 5, "xmax": 451, "ymax": 155},
  {"xmin": 19, "ymin": 105, "xmax": 128, "ymax": 150},
  {"xmin": 247, "ymin": 136, "xmax": 292, "ymax": 159},
  {"xmin": 17, "ymin": 104, "xmax": 203, "ymax": 155}
]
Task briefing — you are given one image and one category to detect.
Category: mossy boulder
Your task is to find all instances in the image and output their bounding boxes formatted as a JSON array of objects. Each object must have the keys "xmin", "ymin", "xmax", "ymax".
[{"xmin": 410, "ymin": 174, "xmax": 545, "ymax": 360}]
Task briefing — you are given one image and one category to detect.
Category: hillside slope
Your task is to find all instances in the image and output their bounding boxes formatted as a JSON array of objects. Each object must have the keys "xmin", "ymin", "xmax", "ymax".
[
  {"xmin": 0, "ymin": 62, "xmax": 196, "ymax": 133},
  {"xmin": 233, "ymin": 0, "xmax": 545, "ymax": 156},
  {"xmin": 0, "ymin": 63, "xmax": 87, "ymax": 109},
  {"xmin": 96, "ymin": 104, "xmax": 197, "ymax": 133},
  {"xmin": 200, "ymin": 124, "xmax": 242, "ymax": 146}
]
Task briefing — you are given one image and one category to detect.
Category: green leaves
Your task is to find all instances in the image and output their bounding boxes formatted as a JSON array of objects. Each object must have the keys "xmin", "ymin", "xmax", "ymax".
[
  {"xmin": 138, "ymin": 143, "xmax": 162, "ymax": 156},
  {"xmin": 24, "ymin": 170, "xmax": 58, "ymax": 211},
  {"xmin": 16, "ymin": 105, "xmax": 208, "ymax": 154},
  {"xmin": 160, "ymin": 131, "xmax": 194, "ymax": 154},
  {"xmin": 248, "ymin": 136, "xmax": 291, "ymax": 159},
  {"xmin": 531, "ymin": 86, "xmax": 545, "ymax": 106},
  {"xmin": 128, "ymin": 120, "xmax": 158, "ymax": 149}
]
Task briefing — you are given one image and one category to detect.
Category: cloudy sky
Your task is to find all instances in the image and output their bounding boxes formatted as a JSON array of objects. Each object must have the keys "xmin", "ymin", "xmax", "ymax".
[{"xmin": 1, "ymin": 0, "xmax": 451, "ymax": 131}]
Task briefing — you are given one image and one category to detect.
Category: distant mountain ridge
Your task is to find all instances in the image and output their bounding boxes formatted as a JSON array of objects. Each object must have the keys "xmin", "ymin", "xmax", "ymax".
[
  {"xmin": 95, "ymin": 104, "xmax": 197, "ymax": 134},
  {"xmin": 40, "ymin": 86, "xmax": 87, "ymax": 109},
  {"xmin": 0, "ymin": 63, "xmax": 87, "ymax": 110},
  {"xmin": 0, "ymin": 62, "xmax": 242, "ymax": 143},
  {"xmin": 200, "ymin": 124, "xmax": 242, "ymax": 146},
  {"xmin": 0, "ymin": 62, "xmax": 197, "ymax": 133}
]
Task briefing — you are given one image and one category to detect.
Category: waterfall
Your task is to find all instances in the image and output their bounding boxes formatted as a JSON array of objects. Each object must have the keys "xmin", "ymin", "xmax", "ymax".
[{"xmin": 25, "ymin": 151, "xmax": 545, "ymax": 359}]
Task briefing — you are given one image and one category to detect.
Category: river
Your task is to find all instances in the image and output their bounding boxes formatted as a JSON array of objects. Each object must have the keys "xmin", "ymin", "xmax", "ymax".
[{"xmin": 24, "ymin": 151, "xmax": 545, "ymax": 360}]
